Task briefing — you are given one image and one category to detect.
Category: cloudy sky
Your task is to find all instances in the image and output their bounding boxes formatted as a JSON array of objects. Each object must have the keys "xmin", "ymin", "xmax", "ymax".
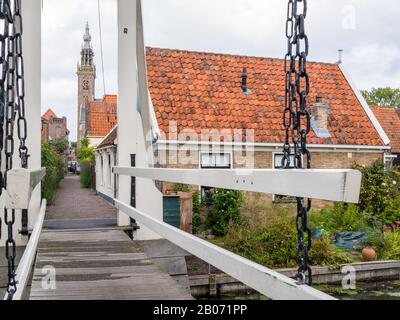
[{"xmin": 42, "ymin": 0, "xmax": 400, "ymax": 141}]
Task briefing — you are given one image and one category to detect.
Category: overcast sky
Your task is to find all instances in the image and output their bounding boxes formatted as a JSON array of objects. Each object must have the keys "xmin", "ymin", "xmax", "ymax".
[{"xmin": 42, "ymin": 0, "xmax": 400, "ymax": 141}]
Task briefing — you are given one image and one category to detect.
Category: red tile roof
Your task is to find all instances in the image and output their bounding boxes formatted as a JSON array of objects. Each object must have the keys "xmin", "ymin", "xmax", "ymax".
[
  {"xmin": 42, "ymin": 108, "xmax": 57, "ymax": 121},
  {"xmin": 371, "ymin": 106, "xmax": 400, "ymax": 153},
  {"xmin": 146, "ymin": 47, "xmax": 384, "ymax": 146},
  {"xmin": 103, "ymin": 95, "xmax": 117, "ymax": 104},
  {"xmin": 87, "ymin": 95, "xmax": 117, "ymax": 137}
]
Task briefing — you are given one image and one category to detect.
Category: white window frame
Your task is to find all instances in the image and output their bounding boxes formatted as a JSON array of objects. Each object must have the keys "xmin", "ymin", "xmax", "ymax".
[{"xmin": 199, "ymin": 152, "xmax": 233, "ymax": 201}]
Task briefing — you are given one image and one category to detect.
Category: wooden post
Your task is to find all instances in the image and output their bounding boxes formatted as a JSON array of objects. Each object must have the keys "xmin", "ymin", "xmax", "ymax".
[{"xmin": 178, "ymin": 192, "xmax": 193, "ymax": 234}]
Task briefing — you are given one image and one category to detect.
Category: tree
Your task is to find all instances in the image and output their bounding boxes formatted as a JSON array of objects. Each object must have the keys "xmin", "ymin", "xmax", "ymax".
[
  {"xmin": 361, "ymin": 87, "xmax": 400, "ymax": 108},
  {"xmin": 49, "ymin": 139, "xmax": 69, "ymax": 155},
  {"xmin": 77, "ymin": 137, "xmax": 95, "ymax": 162}
]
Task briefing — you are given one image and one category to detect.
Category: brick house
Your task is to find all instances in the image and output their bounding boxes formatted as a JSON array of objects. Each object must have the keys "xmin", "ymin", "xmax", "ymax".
[
  {"xmin": 93, "ymin": 47, "xmax": 390, "ymax": 203},
  {"xmin": 371, "ymin": 106, "xmax": 400, "ymax": 166},
  {"xmin": 41, "ymin": 108, "xmax": 70, "ymax": 142}
]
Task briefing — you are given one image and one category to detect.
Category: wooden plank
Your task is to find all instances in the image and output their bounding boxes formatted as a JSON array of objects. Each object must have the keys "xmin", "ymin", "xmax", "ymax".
[
  {"xmin": 113, "ymin": 167, "xmax": 362, "ymax": 203},
  {"xmin": 30, "ymin": 229, "xmax": 192, "ymax": 300}
]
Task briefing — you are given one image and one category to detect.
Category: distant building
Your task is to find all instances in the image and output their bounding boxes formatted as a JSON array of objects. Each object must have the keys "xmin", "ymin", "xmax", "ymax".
[{"xmin": 41, "ymin": 108, "xmax": 70, "ymax": 142}]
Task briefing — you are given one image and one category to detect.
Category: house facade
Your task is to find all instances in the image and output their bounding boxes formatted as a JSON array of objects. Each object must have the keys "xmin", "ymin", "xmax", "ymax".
[{"xmin": 93, "ymin": 47, "xmax": 390, "ymax": 203}]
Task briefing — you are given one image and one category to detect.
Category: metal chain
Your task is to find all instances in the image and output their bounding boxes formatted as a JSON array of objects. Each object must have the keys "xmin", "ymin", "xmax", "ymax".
[
  {"xmin": 0, "ymin": 0, "xmax": 28, "ymax": 299},
  {"xmin": 282, "ymin": 0, "xmax": 313, "ymax": 285},
  {"xmin": 14, "ymin": 0, "xmax": 29, "ymax": 236}
]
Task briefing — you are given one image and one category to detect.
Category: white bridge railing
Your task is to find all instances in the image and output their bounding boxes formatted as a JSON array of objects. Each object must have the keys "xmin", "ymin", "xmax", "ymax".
[
  {"xmin": 4, "ymin": 199, "xmax": 47, "ymax": 301},
  {"xmin": 113, "ymin": 166, "xmax": 362, "ymax": 300},
  {"xmin": 3, "ymin": 168, "xmax": 46, "ymax": 301}
]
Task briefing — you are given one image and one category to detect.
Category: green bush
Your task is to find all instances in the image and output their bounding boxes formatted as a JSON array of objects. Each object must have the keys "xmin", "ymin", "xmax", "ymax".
[
  {"xmin": 41, "ymin": 142, "xmax": 64, "ymax": 205},
  {"xmin": 380, "ymin": 196, "xmax": 400, "ymax": 225},
  {"xmin": 207, "ymin": 189, "xmax": 243, "ymax": 237},
  {"xmin": 80, "ymin": 160, "xmax": 92, "ymax": 189},
  {"xmin": 355, "ymin": 162, "xmax": 398, "ymax": 215},
  {"xmin": 49, "ymin": 138, "xmax": 69, "ymax": 155},
  {"xmin": 192, "ymin": 191, "xmax": 202, "ymax": 235},
  {"xmin": 308, "ymin": 234, "xmax": 351, "ymax": 268},
  {"xmin": 380, "ymin": 230, "xmax": 400, "ymax": 260},
  {"xmin": 78, "ymin": 138, "xmax": 94, "ymax": 189},
  {"xmin": 221, "ymin": 213, "xmax": 349, "ymax": 268},
  {"xmin": 309, "ymin": 203, "xmax": 371, "ymax": 233}
]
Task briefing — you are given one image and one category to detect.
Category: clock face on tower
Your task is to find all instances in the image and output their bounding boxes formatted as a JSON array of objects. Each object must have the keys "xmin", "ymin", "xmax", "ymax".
[{"xmin": 82, "ymin": 80, "xmax": 89, "ymax": 90}]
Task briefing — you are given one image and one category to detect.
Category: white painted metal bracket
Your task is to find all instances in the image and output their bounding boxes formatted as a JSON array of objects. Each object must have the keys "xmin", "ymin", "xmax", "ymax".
[
  {"xmin": 115, "ymin": 199, "xmax": 335, "ymax": 300},
  {"xmin": 4, "ymin": 199, "xmax": 47, "ymax": 300},
  {"xmin": 113, "ymin": 167, "xmax": 362, "ymax": 203},
  {"xmin": 6, "ymin": 168, "xmax": 46, "ymax": 210}
]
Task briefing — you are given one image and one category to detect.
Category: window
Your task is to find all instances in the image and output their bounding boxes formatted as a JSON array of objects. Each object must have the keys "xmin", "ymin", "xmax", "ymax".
[
  {"xmin": 82, "ymin": 80, "xmax": 89, "ymax": 90},
  {"xmin": 200, "ymin": 153, "xmax": 232, "ymax": 203},
  {"xmin": 100, "ymin": 156, "xmax": 104, "ymax": 186},
  {"xmin": 384, "ymin": 153, "xmax": 397, "ymax": 172},
  {"xmin": 108, "ymin": 154, "xmax": 112, "ymax": 188},
  {"xmin": 273, "ymin": 153, "xmax": 297, "ymax": 203},
  {"xmin": 201, "ymin": 153, "xmax": 231, "ymax": 169}
]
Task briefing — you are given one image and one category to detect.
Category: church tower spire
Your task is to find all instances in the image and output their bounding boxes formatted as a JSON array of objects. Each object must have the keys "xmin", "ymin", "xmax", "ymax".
[
  {"xmin": 77, "ymin": 22, "xmax": 96, "ymax": 144},
  {"xmin": 81, "ymin": 22, "xmax": 94, "ymax": 66}
]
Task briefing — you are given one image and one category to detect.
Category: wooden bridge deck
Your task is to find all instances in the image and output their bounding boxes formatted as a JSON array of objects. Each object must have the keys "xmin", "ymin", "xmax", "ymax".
[{"xmin": 30, "ymin": 228, "xmax": 193, "ymax": 300}]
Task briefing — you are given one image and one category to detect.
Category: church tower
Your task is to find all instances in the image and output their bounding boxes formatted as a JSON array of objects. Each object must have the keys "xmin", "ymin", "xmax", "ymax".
[{"xmin": 77, "ymin": 22, "xmax": 96, "ymax": 144}]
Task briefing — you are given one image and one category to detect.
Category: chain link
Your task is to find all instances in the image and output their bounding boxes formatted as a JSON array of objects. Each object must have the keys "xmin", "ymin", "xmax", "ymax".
[
  {"xmin": 0, "ymin": 0, "xmax": 29, "ymax": 299},
  {"xmin": 282, "ymin": 0, "xmax": 313, "ymax": 286},
  {"xmin": 14, "ymin": 0, "xmax": 29, "ymax": 236}
]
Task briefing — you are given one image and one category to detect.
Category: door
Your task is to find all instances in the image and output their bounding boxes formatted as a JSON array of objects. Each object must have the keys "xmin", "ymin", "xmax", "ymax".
[{"xmin": 163, "ymin": 196, "xmax": 180, "ymax": 229}]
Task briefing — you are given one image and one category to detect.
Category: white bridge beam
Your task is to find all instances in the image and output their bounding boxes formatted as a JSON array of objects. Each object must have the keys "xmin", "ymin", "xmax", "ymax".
[
  {"xmin": 6, "ymin": 168, "xmax": 46, "ymax": 210},
  {"xmin": 113, "ymin": 167, "xmax": 362, "ymax": 203},
  {"xmin": 117, "ymin": 0, "xmax": 163, "ymax": 239},
  {"xmin": 115, "ymin": 199, "xmax": 335, "ymax": 300}
]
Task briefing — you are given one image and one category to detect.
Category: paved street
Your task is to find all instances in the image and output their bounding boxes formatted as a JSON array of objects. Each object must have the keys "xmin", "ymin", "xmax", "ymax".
[{"xmin": 45, "ymin": 175, "xmax": 117, "ymax": 222}]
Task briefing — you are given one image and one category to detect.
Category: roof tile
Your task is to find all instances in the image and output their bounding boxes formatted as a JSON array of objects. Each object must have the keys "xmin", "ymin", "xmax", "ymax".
[
  {"xmin": 371, "ymin": 106, "xmax": 400, "ymax": 153},
  {"xmin": 87, "ymin": 95, "xmax": 117, "ymax": 137},
  {"xmin": 146, "ymin": 47, "xmax": 384, "ymax": 146}
]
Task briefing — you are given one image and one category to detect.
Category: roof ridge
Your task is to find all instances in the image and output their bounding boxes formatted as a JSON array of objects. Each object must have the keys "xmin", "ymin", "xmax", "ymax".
[{"xmin": 146, "ymin": 46, "xmax": 338, "ymax": 66}]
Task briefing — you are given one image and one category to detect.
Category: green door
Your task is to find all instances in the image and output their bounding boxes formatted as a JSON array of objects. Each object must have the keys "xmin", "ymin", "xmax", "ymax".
[{"xmin": 163, "ymin": 196, "xmax": 180, "ymax": 228}]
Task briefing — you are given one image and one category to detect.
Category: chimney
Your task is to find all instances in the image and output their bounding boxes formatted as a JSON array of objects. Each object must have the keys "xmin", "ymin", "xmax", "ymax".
[
  {"xmin": 336, "ymin": 49, "xmax": 344, "ymax": 64},
  {"xmin": 241, "ymin": 68, "xmax": 248, "ymax": 93},
  {"xmin": 311, "ymin": 94, "xmax": 330, "ymax": 130}
]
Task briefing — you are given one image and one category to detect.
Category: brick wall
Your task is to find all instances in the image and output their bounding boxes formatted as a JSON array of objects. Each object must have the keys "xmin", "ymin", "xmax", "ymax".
[
  {"xmin": 233, "ymin": 151, "xmax": 382, "ymax": 170},
  {"xmin": 48, "ymin": 117, "xmax": 69, "ymax": 141},
  {"xmin": 312, "ymin": 152, "xmax": 382, "ymax": 169},
  {"xmin": 159, "ymin": 148, "xmax": 383, "ymax": 207}
]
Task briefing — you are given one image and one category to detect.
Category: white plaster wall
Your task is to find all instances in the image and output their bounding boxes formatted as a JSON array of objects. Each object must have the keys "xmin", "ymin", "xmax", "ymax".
[
  {"xmin": 117, "ymin": 0, "xmax": 162, "ymax": 240},
  {"xmin": 94, "ymin": 148, "xmax": 115, "ymax": 201}
]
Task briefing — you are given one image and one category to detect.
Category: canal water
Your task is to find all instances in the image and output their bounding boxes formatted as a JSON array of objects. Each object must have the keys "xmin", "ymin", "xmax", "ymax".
[{"xmin": 197, "ymin": 280, "xmax": 400, "ymax": 300}]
